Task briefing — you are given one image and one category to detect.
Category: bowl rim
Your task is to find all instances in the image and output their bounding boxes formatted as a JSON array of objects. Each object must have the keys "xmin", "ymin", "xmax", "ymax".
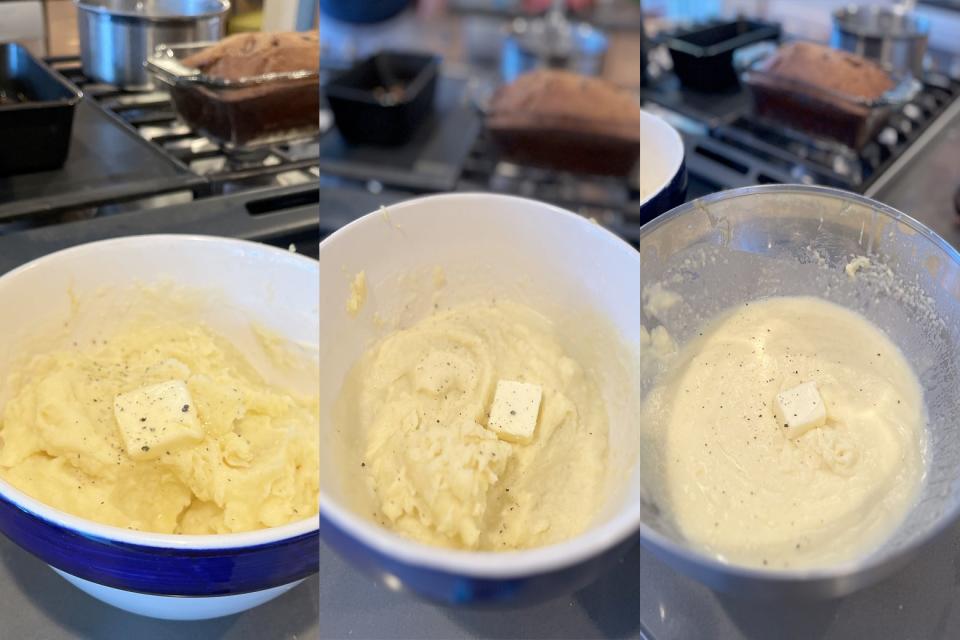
[
  {"xmin": 319, "ymin": 191, "xmax": 646, "ymax": 577},
  {"xmin": 0, "ymin": 234, "xmax": 319, "ymax": 550},
  {"xmin": 638, "ymin": 183, "xmax": 960, "ymax": 581},
  {"xmin": 639, "ymin": 109, "xmax": 685, "ymax": 208},
  {"xmin": 320, "ymin": 190, "xmax": 641, "ymax": 256},
  {"xmin": 74, "ymin": 0, "xmax": 231, "ymax": 21}
]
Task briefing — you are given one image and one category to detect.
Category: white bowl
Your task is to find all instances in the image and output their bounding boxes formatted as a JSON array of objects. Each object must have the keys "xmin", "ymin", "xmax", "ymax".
[
  {"xmin": 639, "ymin": 109, "xmax": 687, "ymax": 221},
  {"xmin": 0, "ymin": 235, "xmax": 319, "ymax": 620},
  {"xmin": 319, "ymin": 193, "xmax": 643, "ymax": 604}
]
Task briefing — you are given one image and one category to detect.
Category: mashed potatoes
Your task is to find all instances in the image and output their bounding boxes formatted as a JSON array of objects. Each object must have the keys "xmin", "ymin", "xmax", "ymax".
[
  {"xmin": 640, "ymin": 296, "xmax": 926, "ymax": 568},
  {"xmin": 0, "ymin": 321, "xmax": 319, "ymax": 534},
  {"xmin": 338, "ymin": 300, "xmax": 608, "ymax": 550}
]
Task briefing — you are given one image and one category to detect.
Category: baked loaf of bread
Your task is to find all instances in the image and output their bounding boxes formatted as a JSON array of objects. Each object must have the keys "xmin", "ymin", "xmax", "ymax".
[
  {"xmin": 487, "ymin": 70, "xmax": 641, "ymax": 176},
  {"xmin": 183, "ymin": 31, "xmax": 319, "ymax": 80},
  {"xmin": 759, "ymin": 42, "xmax": 893, "ymax": 100},
  {"xmin": 745, "ymin": 42, "xmax": 898, "ymax": 149},
  {"xmin": 168, "ymin": 31, "xmax": 319, "ymax": 148}
]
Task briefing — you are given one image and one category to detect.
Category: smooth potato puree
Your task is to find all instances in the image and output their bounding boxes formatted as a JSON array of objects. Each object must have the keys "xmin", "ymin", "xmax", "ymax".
[
  {"xmin": 640, "ymin": 296, "xmax": 926, "ymax": 568},
  {"xmin": 0, "ymin": 322, "xmax": 319, "ymax": 534},
  {"xmin": 339, "ymin": 301, "xmax": 608, "ymax": 551}
]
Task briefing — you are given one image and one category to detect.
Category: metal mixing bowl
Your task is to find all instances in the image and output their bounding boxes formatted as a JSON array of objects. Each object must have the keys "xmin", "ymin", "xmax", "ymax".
[{"xmin": 639, "ymin": 184, "xmax": 960, "ymax": 598}]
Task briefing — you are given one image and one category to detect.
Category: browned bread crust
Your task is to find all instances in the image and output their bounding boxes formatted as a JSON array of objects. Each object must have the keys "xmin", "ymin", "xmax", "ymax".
[
  {"xmin": 745, "ymin": 42, "xmax": 897, "ymax": 148},
  {"xmin": 487, "ymin": 70, "xmax": 641, "ymax": 175},
  {"xmin": 183, "ymin": 32, "xmax": 319, "ymax": 80},
  {"xmin": 759, "ymin": 42, "xmax": 894, "ymax": 101},
  {"xmin": 169, "ymin": 32, "xmax": 319, "ymax": 147},
  {"xmin": 488, "ymin": 69, "xmax": 641, "ymax": 141}
]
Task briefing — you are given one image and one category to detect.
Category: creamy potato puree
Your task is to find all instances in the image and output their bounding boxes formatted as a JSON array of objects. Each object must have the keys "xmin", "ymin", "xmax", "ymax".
[
  {"xmin": 640, "ymin": 296, "xmax": 926, "ymax": 568},
  {"xmin": 339, "ymin": 301, "xmax": 608, "ymax": 550},
  {"xmin": 0, "ymin": 321, "xmax": 319, "ymax": 534}
]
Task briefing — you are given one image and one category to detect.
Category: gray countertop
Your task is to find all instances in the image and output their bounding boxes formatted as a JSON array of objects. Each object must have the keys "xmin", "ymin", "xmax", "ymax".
[
  {"xmin": 319, "ymin": 77, "xmax": 960, "ymax": 640},
  {"xmin": 870, "ymin": 98, "xmax": 960, "ymax": 248},
  {"xmin": 0, "ymin": 533, "xmax": 318, "ymax": 640},
  {"xmin": 320, "ymin": 523, "xmax": 960, "ymax": 640}
]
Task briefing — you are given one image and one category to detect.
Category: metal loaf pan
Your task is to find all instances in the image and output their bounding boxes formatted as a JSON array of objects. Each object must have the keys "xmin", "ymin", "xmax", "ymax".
[
  {"xmin": 742, "ymin": 52, "xmax": 918, "ymax": 149},
  {"xmin": 147, "ymin": 41, "xmax": 320, "ymax": 150},
  {"xmin": 0, "ymin": 43, "xmax": 81, "ymax": 176},
  {"xmin": 323, "ymin": 51, "xmax": 440, "ymax": 147}
]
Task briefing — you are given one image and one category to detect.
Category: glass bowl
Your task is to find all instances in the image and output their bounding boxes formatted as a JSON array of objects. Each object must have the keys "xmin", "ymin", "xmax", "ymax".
[{"xmin": 639, "ymin": 184, "xmax": 960, "ymax": 598}]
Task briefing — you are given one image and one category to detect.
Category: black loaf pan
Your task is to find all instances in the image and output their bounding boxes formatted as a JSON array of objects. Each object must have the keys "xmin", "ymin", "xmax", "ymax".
[
  {"xmin": 324, "ymin": 51, "xmax": 439, "ymax": 146},
  {"xmin": 0, "ymin": 43, "xmax": 80, "ymax": 176},
  {"xmin": 662, "ymin": 18, "xmax": 781, "ymax": 92}
]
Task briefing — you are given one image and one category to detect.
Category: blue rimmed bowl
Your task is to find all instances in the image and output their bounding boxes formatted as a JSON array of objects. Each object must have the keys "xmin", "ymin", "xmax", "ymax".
[
  {"xmin": 638, "ymin": 109, "xmax": 687, "ymax": 223},
  {"xmin": 319, "ymin": 193, "xmax": 643, "ymax": 605},
  {"xmin": 0, "ymin": 235, "xmax": 319, "ymax": 620}
]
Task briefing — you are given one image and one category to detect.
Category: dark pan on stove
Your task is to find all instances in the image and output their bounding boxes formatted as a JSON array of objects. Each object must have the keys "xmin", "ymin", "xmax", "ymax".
[{"xmin": 0, "ymin": 43, "xmax": 81, "ymax": 176}]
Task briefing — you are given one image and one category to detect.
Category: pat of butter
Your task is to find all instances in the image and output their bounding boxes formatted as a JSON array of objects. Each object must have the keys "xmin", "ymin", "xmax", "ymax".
[
  {"xmin": 775, "ymin": 381, "xmax": 827, "ymax": 440},
  {"xmin": 488, "ymin": 380, "xmax": 542, "ymax": 444},
  {"xmin": 114, "ymin": 380, "xmax": 204, "ymax": 460}
]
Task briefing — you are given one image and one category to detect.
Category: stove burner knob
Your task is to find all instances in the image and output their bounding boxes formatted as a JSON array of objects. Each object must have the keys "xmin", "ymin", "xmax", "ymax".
[
  {"xmin": 903, "ymin": 103, "xmax": 923, "ymax": 122},
  {"xmin": 832, "ymin": 155, "xmax": 850, "ymax": 176},
  {"xmin": 878, "ymin": 127, "xmax": 899, "ymax": 147},
  {"xmin": 893, "ymin": 117, "xmax": 913, "ymax": 137},
  {"xmin": 861, "ymin": 142, "xmax": 885, "ymax": 169}
]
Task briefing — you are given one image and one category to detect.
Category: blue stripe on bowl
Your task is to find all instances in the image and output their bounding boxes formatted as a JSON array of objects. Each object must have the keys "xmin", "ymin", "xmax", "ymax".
[
  {"xmin": 0, "ymin": 492, "xmax": 319, "ymax": 596},
  {"xmin": 321, "ymin": 512, "xmax": 638, "ymax": 606},
  {"xmin": 640, "ymin": 161, "xmax": 688, "ymax": 225}
]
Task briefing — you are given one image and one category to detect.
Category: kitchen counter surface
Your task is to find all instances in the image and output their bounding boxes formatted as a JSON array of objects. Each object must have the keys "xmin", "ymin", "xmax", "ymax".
[
  {"xmin": 872, "ymin": 96, "xmax": 960, "ymax": 247},
  {"xmin": 320, "ymin": 523, "xmax": 960, "ymax": 640}
]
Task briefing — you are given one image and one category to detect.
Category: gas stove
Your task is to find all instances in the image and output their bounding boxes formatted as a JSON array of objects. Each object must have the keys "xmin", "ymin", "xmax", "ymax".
[
  {"xmin": 644, "ymin": 69, "xmax": 960, "ymax": 203},
  {"xmin": 458, "ymin": 130, "xmax": 646, "ymax": 242},
  {"xmin": 0, "ymin": 56, "xmax": 320, "ymax": 268},
  {"xmin": 318, "ymin": 71, "xmax": 646, "ymax": 246},
  {"xmin": 320, "ymin": 56, "xmax": 960, "ymax": 247},
  {"xmin": 48, "ymin": 57, "xmax": 320, "ymax": 197}
]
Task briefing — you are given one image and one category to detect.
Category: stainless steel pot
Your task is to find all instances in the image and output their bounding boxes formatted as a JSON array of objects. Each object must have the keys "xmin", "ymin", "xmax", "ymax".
[
  {"xmin": 500, "ymin": 2, "xmax": 607, "ymax": 83},
  {"xmin": 75, "ymin": 0, "xmax": 229, "ymax": 91},
  {"xmin": 832, "ymin": 4, "xmax": 929, "ymax": 78}
]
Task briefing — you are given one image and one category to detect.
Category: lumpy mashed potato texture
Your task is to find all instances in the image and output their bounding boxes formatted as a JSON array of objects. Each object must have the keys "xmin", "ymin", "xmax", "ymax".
[
  {"xmin": 0, "ymin": 321, "xmax": 319, "ymax": 534},
  {"xmin": 640, "ymin": 296, "xmax": 926, "ymax": 568},
  {"xmin": 340, "ymin": 301, "xmax": 608, "ymax": 550}
]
